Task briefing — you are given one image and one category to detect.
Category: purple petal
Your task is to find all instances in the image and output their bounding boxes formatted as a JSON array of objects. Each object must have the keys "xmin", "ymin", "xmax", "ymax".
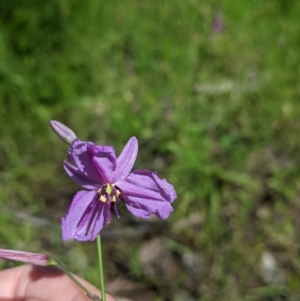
[
  {"xmin": 62, "ymin": 190, "xmax": 111, "ymax": 241},
  {"xmin": 112, "ymin": 137, "xmax": 138, "ymax": 182},
  {"xmin": 67, "ymin": 139, "xmax": 116, "ymax": 185},
  {"xmin": 62, "ymin": 190, "xmax": 94, "ymax": 240},
  {"xmin": 150, "ymin": 171, "xmax": 177, "ymax": 203},
  {"xmin": 75, "ymin": 200, "xmax": 111, "ymax": 241},
  {"xmin": 64, "ymin": 161, "xmax": 100, "ymax": 190},
  {"xmin": 116, "ymin": 170, "xmax": 176, "ymax": 219},
  {"xmin": 90, "ymin": 152, "xmax": 115, "ymax": 184},
  {"xmin": 123, "ymin": 194, "xmax": 174, "ymax": 219}
]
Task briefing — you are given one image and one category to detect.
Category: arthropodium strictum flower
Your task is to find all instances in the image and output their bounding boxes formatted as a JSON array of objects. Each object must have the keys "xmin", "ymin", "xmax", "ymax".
[
  {"xmin": 0, "ymin": 248, "xmax": 52, "ymax": 266},
  {"xmin": 51, "ymin": 121, "xmax": 177, "ymax": 242}
]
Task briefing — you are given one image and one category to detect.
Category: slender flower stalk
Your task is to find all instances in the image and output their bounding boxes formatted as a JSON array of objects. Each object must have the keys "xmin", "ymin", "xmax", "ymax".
[
  {"xmin": 52, "ymin": 258, "xmax": 101, "ymax": 301},
  {"xmin": 96, "ymin": 235, "xmax": 106, "ymax": 301}
]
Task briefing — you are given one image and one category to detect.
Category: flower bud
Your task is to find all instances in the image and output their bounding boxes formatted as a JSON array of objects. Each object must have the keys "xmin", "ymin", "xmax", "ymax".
[
  {"xmin": 50, "ymin": 120, "xmax": 77, "ymax": 144},
  {"xmin": 0, "ymin": 248, "xmax": 52, "ymax": 266}
]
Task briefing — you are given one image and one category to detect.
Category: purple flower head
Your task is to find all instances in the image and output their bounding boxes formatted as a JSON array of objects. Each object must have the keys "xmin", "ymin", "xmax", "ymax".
[{"xmin": 63, "ymin": 137, "xmax": 177, "ymax": 241}]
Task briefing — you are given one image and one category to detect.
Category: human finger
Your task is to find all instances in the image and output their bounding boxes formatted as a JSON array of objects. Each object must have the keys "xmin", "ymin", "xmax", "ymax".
[{"xmin": 0, "ymin": 264, "xmax": 116, "ymax": 301}]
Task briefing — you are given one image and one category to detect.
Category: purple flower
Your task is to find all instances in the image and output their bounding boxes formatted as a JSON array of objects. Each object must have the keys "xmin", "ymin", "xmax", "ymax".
[{"xmin": 63, "ymin": 137, "xmax": 177, "ymax": 241}]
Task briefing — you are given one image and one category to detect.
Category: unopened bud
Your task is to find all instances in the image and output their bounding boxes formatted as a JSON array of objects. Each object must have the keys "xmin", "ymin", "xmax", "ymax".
[
  {"xmin": 50, "ymin": 120, "xmax": 77, "ymax": 144},
  {"xmin": 0, "ymin": 248, "xmax": 53, "ymax": 266}
]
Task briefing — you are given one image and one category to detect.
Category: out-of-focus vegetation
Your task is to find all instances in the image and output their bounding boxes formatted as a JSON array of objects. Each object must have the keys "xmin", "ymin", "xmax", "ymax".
[{"xmin": 1, "ymin": 1, "xmax": 300, "ymax": 300}]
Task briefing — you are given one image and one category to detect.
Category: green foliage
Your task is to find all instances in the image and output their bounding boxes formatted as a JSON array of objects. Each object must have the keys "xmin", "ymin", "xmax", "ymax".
[{"xmin": 1, "ymin": 0, "xmax": 300, "ymax": 300}]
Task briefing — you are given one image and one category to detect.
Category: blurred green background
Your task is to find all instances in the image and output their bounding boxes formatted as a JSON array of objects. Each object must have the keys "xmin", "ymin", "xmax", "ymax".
[{"xmin": 1, "ymin": 0, "xmax": 300, "ymax": 300}]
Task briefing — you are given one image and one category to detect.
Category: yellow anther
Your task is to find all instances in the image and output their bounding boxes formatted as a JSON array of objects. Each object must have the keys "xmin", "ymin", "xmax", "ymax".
[
  {"xmin": 98, "ymin": 184, "xmax": 121, "ymax": 203},
  {"xmin": 99, "ymin": 195, "xmax": 107, "ymax": 203}
]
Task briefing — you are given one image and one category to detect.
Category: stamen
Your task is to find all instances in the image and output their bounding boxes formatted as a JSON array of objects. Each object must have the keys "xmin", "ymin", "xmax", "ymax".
[
  {"xmin": 99, "ymin": 195, "xmax": 107, "ymax": 203},
  {"xmin": 98, "ymin": 184, "xmax": 121, "ymax": 203}
]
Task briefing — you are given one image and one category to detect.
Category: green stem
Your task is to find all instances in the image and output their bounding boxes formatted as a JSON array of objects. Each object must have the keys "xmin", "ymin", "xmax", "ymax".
[
  {"xmin": 49, "ymin": 257, "xmax": 101, "ymax": 301},
  {"xmin": 96, "ymin": 234, "xmax": 106, "ymax": 301}
]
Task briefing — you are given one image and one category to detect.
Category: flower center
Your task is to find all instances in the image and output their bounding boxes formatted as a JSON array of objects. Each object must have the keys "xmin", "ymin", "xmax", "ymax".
[{"xmin": 97, "ymin": 184, "xmax": 121, "ymax": 203}]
